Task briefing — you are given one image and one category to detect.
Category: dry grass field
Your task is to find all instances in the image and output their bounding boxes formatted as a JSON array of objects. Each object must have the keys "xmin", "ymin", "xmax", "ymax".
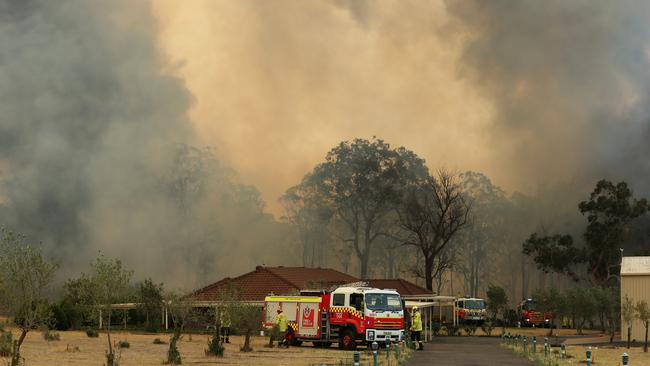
[{"xmin": 1, "ymin": 328, "xmax": 407, "ymax": 366}]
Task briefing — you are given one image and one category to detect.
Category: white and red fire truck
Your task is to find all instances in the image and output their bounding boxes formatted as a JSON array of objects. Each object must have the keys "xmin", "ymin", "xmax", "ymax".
[{"xmin": 263, "ymin": 285, "xmax": 404, "ymax": 350}]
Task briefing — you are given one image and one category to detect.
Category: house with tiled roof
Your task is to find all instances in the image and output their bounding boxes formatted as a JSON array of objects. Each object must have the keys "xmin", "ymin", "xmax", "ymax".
[
  {"xmin": 191, "ymin": 265, "xmax": 432, "ymax": 305},
  {"xmin": 192, "ymin": 266, "xmax": 359, "ymax": 303},
  {"xmin": 365, "ymin": 279, "xmax": 432, "ymax": 297}
]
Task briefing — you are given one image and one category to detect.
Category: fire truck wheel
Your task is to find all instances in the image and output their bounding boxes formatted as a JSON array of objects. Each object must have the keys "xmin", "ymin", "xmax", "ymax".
[
  {"xmin": 287, "ymin": 329, "xmax": 302, "ymax": 346},
  {"xmin": 338, "ymin": 329, "xmax": 357, "ymax": 350}
]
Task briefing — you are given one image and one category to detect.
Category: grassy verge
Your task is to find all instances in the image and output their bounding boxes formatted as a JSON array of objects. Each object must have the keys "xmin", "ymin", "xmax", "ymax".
[{"xmin": 501, "ymin": 337, "xmax": 649, "ymax": 365}]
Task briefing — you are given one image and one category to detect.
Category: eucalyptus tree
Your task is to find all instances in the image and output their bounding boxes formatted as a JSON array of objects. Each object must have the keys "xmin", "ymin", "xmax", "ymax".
[{"xmin": 285, "ymin": 138, "xmax": 428, "ymax": 278}]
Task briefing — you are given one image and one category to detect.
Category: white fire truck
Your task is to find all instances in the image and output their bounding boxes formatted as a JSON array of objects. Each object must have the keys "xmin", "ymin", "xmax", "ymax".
[{"xmin": 263, "ymin": 285, "xmax": 405, "ymax": 350}]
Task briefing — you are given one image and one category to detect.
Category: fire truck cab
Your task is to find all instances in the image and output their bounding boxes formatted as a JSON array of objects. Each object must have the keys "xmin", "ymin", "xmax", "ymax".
[
  {"xmin": 264, "ymin": 285, "xmax": 404, "ymax": 350},
  {"xmin": 455, "ymin": 297, "xmax": 487, "ymax": 325},
  {"xmin": 517, "ymin": 298, "xmax": 552, "ymax": 327}
]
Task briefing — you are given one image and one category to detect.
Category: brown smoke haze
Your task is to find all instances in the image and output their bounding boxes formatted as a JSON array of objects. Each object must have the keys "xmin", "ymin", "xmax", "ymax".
[
  {"xmin": 2, "ymin": 0, "xmax": 650, "ymax": 287},
  {"xmin": 154, "ymin": 0, "xmax": 650, "ymax": 215},
  {"xmin": 153, "ymin": 0, "xmax": 494, "ymax": 215}
]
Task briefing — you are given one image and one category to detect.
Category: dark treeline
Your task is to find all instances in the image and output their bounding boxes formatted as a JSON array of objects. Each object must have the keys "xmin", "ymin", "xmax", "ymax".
[{"xmin": 282, "ymin": 137, "xmax": 650, "ymax": 307}]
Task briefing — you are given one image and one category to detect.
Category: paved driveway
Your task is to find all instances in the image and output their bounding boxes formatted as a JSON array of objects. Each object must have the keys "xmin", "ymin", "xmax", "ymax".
[{"xmin": 408, "ymin": 337, "xmax": 534, "ymax": 366}]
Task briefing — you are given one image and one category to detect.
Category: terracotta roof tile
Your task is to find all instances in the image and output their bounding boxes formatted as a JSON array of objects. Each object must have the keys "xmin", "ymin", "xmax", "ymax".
[
  {"xmin": 365, "ymin": 279, "xmax": 431, "ymax": 296},
  {"xmin": 193, "ymin": 266, "xmax": 360, "ymax": 302}
]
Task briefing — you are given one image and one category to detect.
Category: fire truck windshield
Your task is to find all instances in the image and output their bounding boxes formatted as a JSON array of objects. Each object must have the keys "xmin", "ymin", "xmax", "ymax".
[
  {"xmin": 365, "ymin": 293, "xmax": 402, "ymax": 312},
  {"xmin": 464, "ymin": 300, "xmax": 485, "ymax": 309}
]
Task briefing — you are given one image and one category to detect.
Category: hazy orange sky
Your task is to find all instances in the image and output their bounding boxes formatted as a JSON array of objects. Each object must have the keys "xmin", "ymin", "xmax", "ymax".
[{"xmin": 152, "ymin": 0, "xmax": 501, "ymax": 216}]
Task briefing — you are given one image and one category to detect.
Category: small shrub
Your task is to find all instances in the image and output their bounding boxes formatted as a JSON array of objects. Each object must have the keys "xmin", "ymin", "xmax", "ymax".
[
  {"xmin": 446, "ymin": 325, "xmax": 459, "ymax": 336},
  {"xmin": 481, "ymin": 321, "xmax": 494, "ymax": 336},
  {"xmin": 86, "ymin": 328, "xmax": 99, "ymax": 338},
  {"xmin": 205, "ymin": 333, "xmax": 224, "ymax": 357},
  {"xmin": 66, "ymin": 344, "xmax": 81, "ymax": 353},
  {"xmin": 432, "ymin": 323, "xmax": 441, "ymax": 336},
  {"xmin": 153, "ymin": 338, "xmax": 167, "ymax": 345},
  {"xmin": 43, "ymin": 329, "xmax": 61, "ymax": 341},
  {"xmin": 118, "ymin": 340, "xmax": 130, "ymax": 349},
  {"xmin": 463, "ymin": 325, "xmax": 477, "ymax": 336},
  {"xmin": 0, "ymin": 331, "xmax": 12, "ymax": 357}
]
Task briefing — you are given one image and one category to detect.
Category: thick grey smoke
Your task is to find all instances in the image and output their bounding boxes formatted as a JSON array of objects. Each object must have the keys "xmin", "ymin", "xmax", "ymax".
[
  {"xmin": 0, "ymin": 0, "xmax": 293, "ymax": 287},
  {"xmin": 445, "ymin": 0, "xmax": 650, "ymax": 194}
]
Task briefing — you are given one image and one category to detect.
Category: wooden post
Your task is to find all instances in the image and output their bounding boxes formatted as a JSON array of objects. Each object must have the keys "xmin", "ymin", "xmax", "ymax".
[
  {"xmin": 99, "ymin": 309, "xmax": 103, "ymax": 329},
  {"xmin": 164, "ymin": 307, "xmax": 169, "ymax": 330}
]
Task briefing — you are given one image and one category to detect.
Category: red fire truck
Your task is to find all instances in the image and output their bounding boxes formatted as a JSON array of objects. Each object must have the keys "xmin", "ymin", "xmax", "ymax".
[
  {"xmin": 263, "ymin": 285, "xmax": 405, "ymax": 350},
  {"xmin": 517, "ymin": 298, "xmax": 553, "ymax": 327}
]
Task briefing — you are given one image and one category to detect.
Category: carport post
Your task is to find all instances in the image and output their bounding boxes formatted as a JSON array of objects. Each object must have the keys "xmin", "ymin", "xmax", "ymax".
[
  {"xmin": 429, "ymin": 306, "xmax": 433, "ymax": 338},
  {"xmin": 164, "ymin": 306, "xmax": 169, "ymax": 330}
]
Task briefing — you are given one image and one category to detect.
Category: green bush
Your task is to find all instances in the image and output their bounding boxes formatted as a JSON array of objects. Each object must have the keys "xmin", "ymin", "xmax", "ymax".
[
  {"xmin": 118, "ymin": 340, "xmax": 130, "ymax": 349},
  {"xmin": 446, "ymin": 325, "xmax": 459, "ymax": 336},
  {"xmin": 205, "ymin": 333, "xmax": 224, "ymax": 357},
  {"xmin": 463, "ymin": 325, "xmax": 477, "ymax": 336},
  {"xmin": 0, "ymin": 331, "xmax": 12, "ymax": 357},
  {"xmin": 481, "ymin": 321, "xmax": 494, "ymax": 336},
  {"xmin": 153, "ymin": 338, "xmax": 167, "ymax": 345},
  {"xmin": 43, "ymin": 329, "xmax": 61, "ymax": 341},
  {"xmin": 432, "ymin": 323, "xmax": 441, "ymax": 336},
  {"xmin": 86, "ymin": 328, "xmax": 99, "ymax": 338}
]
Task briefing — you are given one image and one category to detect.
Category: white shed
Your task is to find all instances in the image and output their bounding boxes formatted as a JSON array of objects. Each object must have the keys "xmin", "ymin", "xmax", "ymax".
[{"xmin": 621, "ymin": 256, "xmax": 650, "ymax": 342}]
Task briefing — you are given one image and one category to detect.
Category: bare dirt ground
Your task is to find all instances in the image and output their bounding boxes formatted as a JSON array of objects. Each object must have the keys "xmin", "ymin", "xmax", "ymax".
[{"xmin": 1, "ymin": 329, "xmax": 406, "ymax": 366}]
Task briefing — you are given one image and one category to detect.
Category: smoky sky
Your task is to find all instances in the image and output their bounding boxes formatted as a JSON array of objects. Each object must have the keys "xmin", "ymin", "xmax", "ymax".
[
  {"xmin": 155, "ymin": 0, "xmax": 650, "ymax": 214},
  {"xmin": 0, "ymin": 0, "xmax": 295, "ymax": 287},
  {"xmin": 3, "ymin": 0, "xmax": 650, "ymax": 287}
]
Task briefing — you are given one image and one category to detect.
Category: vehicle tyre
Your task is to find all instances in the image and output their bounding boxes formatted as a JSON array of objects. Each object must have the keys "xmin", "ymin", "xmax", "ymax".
[
  {"xmin": 287, "ymin": 329, "xmax": 302, "ymax": 346},
  {"xmin": 338, "ymin": 329, "xmax": 357, "ymax": 350}
]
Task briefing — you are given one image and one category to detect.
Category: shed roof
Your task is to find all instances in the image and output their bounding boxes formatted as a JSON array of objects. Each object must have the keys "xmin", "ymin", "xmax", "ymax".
[{"xmin": 621, "ymin": 256, "xmax": 650, "ymax": 276}]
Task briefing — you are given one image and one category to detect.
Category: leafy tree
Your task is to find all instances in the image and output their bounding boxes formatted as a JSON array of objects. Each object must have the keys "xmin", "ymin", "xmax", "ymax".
[
  {"xmin": 486, "ymin": 285, "xmax": 508, "ymax": 321},
  {"xmin": 592, "ymin": 286, "xmax": 619, "ymax": 337},
  {"xmin": 281, "ymin": 185, "xmax": 332, "ymax": 268},
  {"xmin": 522, "ymin": 233, "xmax": 583, "ymax": 281},
  {"xmin": 137, "ymin": 279, "xmax": 164, "ymax": 332},
  {"xmin": 83, "ymin": 255, "xmax": 134, "ymax": 366},
  {"xmin": 286, "ymin": 138, "xmax": 428, "ymax": 278},
  {"xmin": 523, "ymin": 180, "xmax": 648, "ymax": 285},
  {"xmin": 0, "ymin": 228, "xmax": 57, "ymax": 366},
  {"xmin": 164, "ymin": 292, "xmax": 195, "ymax": 365},
  {"xmin": 227, "ymin": 301, "xmax": 262, "ymax": 352},
  {"xmin": 457, "ymin": 171, "xmax": 509, "ymax": 297},
  {"xmin": 636, "ymin": 300, "xmax": 650, "ymax": 353},
  {"xmin": 398, "ymin": 169, "xmax": 470, "ymax": 290},
  {"xmin": 565, "ymin": 287, "xmax": 596, "ymax": 335},
  {"xmin": 622, "ymin": 294, "xmax": 635, "ymax": 349}
]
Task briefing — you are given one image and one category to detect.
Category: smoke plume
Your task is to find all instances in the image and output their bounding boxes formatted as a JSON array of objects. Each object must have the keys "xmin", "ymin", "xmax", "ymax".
[{"xmin": 0, "ymin": 0, "xmax": 293, "ymax": 287}]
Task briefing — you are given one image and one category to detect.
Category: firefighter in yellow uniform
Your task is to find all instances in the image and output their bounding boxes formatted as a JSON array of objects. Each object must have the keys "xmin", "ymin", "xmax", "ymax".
[
  {"xmin": 272, "ymin": 309, "xmax": 289, "ymax": 348},
  {"xmin": 219, "ymin": 309, "xmax": 231, "ymax": 344},
  {"xmin": 410, "ymin": 306, "xmax": 423, "ymax": 350}
]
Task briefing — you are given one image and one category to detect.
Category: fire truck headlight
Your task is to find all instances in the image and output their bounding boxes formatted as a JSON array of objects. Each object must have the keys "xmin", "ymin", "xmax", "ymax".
[{"xmin": 367, "ymin": 330, "xmax": 375, "ymax": 341}]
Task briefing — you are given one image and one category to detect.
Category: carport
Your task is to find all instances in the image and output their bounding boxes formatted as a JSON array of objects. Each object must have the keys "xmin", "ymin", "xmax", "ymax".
[{"xmin": 405, "ymin": 295, "xmax": 457, "ymax": 341}]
